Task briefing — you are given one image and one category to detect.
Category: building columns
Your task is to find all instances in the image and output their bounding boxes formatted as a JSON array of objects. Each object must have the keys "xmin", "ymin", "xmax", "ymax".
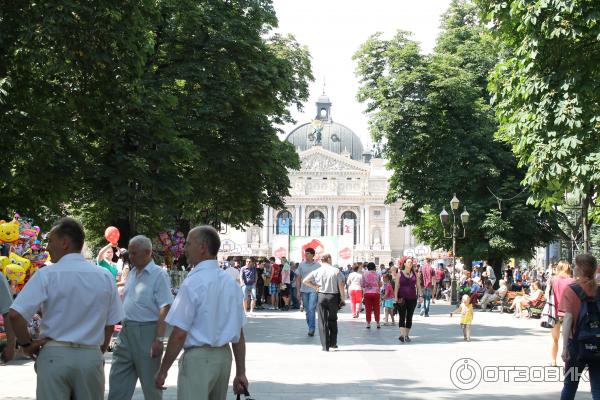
[
  {"xmin": 300, "ymin": 205, "xmax": 305, "ymax": 236},
  {"xmin": 332, "ymin": 205, "xmax": 338, "ymax": 236},
  {"xmin": 262, "ymin": 206, "xmax": 269, "ymax": 244},
  {"xmin": 365, "ymin": 204, "xmax": 370, "ymax": 248},
  {"xmin": 294, "ymin": 205, "xmax": 300, "ymax": 236},
  {"xmin": 384, "ymin": 205, "xmax": 390, "ymax": 249}
]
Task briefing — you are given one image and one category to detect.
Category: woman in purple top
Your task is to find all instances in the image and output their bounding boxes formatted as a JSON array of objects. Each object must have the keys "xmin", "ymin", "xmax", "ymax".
[{"xmin": 394, "ymin": 256, "xmax": 419, "ymax": 342}]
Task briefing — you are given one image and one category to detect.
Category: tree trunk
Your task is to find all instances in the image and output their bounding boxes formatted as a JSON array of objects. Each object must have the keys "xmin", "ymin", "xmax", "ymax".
[{"xmin": 488, "ymin": 255, "xmax": 503, "ymax": 289}]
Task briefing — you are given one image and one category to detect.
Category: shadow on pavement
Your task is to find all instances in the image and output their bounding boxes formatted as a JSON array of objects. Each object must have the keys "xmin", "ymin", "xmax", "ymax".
[{"xmin": 153, "ymin": 378, "xmax": 564, "ymax": 400}]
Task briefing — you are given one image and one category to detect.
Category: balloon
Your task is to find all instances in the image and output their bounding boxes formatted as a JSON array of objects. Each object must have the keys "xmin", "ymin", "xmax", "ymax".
[
  {"xmin": 0, "ymin": 256, "xmax": 8, "ymax": 271},
  {"xmin": 0, "ymin": 219, "xmax": 20, "ymax": 243},
  {"xmin": 4, "ymin": 253, "xmax": 31, "ymax": 284},
  {"xmin": 104, "ymin": 227, "xmax": 120, "ymax": 245}
]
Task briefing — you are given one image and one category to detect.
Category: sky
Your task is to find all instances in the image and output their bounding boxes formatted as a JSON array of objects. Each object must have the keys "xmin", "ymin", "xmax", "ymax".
[{"xmin": 272, "ymin": 0, "xmax": 452, "ymax": 147}]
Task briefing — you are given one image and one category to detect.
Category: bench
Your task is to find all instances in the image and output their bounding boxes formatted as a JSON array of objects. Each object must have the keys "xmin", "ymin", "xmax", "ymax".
[
  {"xmin": 490, "ymin": 291, "xmax": 521, "ymax": 313},
  {"xmin": 526, "ymin": 294, "xmax": 546, "ymax": 319}
]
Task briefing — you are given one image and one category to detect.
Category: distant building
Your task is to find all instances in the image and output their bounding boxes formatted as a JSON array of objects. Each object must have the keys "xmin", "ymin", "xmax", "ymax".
[{"xmin": 220, "ymin": 94, "xmax": 419, "ymax": 264}]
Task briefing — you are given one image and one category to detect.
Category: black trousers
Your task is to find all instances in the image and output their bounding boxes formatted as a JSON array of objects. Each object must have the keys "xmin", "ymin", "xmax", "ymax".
[
  {"xmin": 397, "ymin": 298, "xmax": 418, "ymax": 329},
  {"xmin": 317, "ymin": 293, "xmax": 340, "ymax": 351}
]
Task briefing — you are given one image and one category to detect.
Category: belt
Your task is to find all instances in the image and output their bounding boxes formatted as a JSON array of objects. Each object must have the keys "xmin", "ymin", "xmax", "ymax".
[
  {"xmin": 184, "ymin": 344, "xmax": 228, "ymax": 351},
  {"xmin": 45, "ymin": 340, "xmax": 100, "ymax": 349},
  {"xmin": 122, "ymin": 320, "xmax": 157, "ymax": 327}
]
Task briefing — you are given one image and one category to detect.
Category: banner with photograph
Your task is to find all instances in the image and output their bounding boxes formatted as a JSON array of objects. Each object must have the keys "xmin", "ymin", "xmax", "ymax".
[
  {"xmin": 271, "ymin": 235, "xmax": 289, "ymax": 259},
  {"xmin": 337, "ymin": 235, "xmax": 354, "ymax": 265},
  {"xmin": 342, "ymin": 219, "xmax": 354, "ymax": 236},
  {"xmin": 277, "ymin": 217, "xmax": 291, "ymax": 235},
  {"xmin": 289, "ymin": 236, "xmax": 355, "ymax": 265},
  {"xmin": 309, "ymin": 218, "xmax": 323, "ymax": 236}
]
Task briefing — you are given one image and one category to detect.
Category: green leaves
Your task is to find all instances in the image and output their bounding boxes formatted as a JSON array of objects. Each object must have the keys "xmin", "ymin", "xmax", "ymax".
[
  {"xmin": 0, "ymin": 0, "xmax": 312, "ymax": 242},
  {"xmin": 355, "ymin": 0, "xmax": 557, "ymax": 262}
]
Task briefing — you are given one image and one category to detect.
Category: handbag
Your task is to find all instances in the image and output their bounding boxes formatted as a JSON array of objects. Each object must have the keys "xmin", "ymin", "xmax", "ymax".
[{"xmin": 540, "ymin": 283, "xmax": 556, "ymax": 329}]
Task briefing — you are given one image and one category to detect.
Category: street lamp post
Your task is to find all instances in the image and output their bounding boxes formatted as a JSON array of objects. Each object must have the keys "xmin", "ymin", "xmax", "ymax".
[{"xmin": 439, "ymin": 194, "xmax": 470, "ymax": 305}]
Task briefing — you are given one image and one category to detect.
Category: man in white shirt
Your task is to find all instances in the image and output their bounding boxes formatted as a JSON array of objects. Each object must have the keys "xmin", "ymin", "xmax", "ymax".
[
  {"xmin": 226, "ymin": 260, "xmax": 241, "ymax": 285},
  {"xmin": 484, "ymin": 261, "xmax": 497, "ymax": 286},
  {"xmin": 155, "ymin": 225, "xmax": 248, "ymax": 399},
  {"xmin": 9, "ymin": 218, "xmax": 123, "ymax": 400},
  {"xmin": 0, "ymin": 272, "xmax": 16, "ymax": 363},
  {"xmin": 108, "ymin": 235, "xmax": 173, "ymax": 400},
  {"xmin": 303, "ymin": 254, "xmax": 346, "ymax": 352}
]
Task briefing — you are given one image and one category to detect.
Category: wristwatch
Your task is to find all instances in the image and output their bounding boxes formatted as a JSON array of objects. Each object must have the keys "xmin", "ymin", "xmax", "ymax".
[
  {"xmin": 17, "ymin": 339, "xmax": 32, "ymax": 348},
  {"xmin": 154, "ymin": 336, "xmax": 166, "ymax": 342}
]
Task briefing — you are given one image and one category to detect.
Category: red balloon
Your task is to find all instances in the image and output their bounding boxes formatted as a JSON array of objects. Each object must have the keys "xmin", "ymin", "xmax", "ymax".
[{"xmin": 104, "ymin": 226, "xmax": 120, "ymax": 245}]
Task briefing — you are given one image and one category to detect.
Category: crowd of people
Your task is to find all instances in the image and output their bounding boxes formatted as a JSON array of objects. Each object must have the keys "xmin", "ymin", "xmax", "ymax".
[{"xmin": 2, "ymin": 217, "xmax": 600, "ymax": 400}]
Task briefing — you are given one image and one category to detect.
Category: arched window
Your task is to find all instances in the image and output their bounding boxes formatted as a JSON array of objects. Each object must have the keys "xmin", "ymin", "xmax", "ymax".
[
  {"xmin": 276, "ymin": 210, "xmax": 292, "ymax": 235},
  {"xmin": 340, "ymin": 211, "xmax": 357, "ymax": 244},
  {"xmin": 308, "ymin": 210, "xmax": 325, "ymax": 237}
]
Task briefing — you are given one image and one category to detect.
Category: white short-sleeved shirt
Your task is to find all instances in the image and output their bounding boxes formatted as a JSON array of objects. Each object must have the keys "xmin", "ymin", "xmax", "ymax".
[
  {"xmin": 305, "ymin": 263, "xmax": 344, "ymax": 294},
  {"xmin": 122, "ymin": 260, "xmax": 173, "ymax": 322},
  {"xmin": 166, "ymin": 259, "xmax": 246, "ymax": 348},
  {"xmin": 11, "ymin": 253, "xmax": 123, "ymax": 346},
  {"xmin": 225, "ymin": 267, "xmax": 241, "ymax": 285},
  {"xmin": 347, "ymin": 272, "xmax": 363, "ymax": 291}
]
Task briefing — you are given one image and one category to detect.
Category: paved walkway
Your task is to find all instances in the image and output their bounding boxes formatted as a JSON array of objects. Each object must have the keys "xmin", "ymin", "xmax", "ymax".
[{"xmin": 1, "ymin": 302, "xmax": 594, "ymax": 399}]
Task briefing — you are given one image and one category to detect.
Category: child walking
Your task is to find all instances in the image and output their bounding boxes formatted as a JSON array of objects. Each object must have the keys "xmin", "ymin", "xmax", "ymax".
[
  {"xmin": 450, "ymin": 294, "xmax": 473, "ymax": 341},
  {"xmin": 382, "ymin": 274, "xmax": 395, "ymax": 326}
]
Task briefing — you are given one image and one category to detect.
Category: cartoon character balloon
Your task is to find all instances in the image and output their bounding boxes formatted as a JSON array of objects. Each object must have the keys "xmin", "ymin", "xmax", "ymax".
[
  {"xmin": 4, "ymin": 253, "xmax": 31, "ymax": 284},
  {"xmin": 0, "ymin": 256, "xmax": 8, "ymax": 272},
  {"xmin": 104, "ymin": 226, "xmax": 120, "ymax": 245},
  {"xmin": 0, "ymin": 219, "xmax": 20, "ymax": 244}
]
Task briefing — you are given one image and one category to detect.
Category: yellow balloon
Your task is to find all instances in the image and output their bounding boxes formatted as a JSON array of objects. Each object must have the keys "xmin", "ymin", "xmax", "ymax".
[
  {"xmin": 5, "ymin": 264, "xmax": 27, "ymax": 284},
  {"xmin": 4, "ymin": 253, "xmax": 31, "ymax": 284},
  {"xmin": 0, "ymin": 219, "xmax": 20, "ymax": 243},
  {"xmin": 0, "ymin": 256, "xmax": 8, "ymax": 271}
]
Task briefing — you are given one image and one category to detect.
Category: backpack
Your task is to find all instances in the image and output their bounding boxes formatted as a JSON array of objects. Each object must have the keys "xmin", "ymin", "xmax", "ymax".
[{"xmin": 569, "ymin": 283, "xmax": 600, "ymax": 364}]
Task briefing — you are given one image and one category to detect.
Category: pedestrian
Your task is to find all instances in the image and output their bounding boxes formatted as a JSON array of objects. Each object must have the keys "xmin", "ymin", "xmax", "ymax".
[
  {"xmin": 225, "ymin": 259, "xmax": 241, "ymax": 286},
  {"xmin": 0, "ymin": 273, "xmax": 16, "ymax": 363},
  {"xmin": 450, "ymin": 294, "xmax": 473, "ymax": 341},
  {"xmin": 290, "ymin": 262, "xmax": 300, "ymax": 309},
  {"xmin": 280, "ymin": 257, "xmax": 292, "ymax": 311},
  {"xmin": 395, "ymin": 256, "xmax": 418, "ymax": 343},
  {"xmin": 240, "ymin": 258, "xmax": 257, "ymax": 315},
  {"xmin": 296, "ymin": 248, "xmax": 320, "ymax": 336},
  {"xmin": 256, "ymin": 260, "xmax": 265, "ymax": 310},
  {"xmin": 559, "ymin": 253, "xmax": 600, "ymax": 400},
  {"xmin": 97, "ymin": 242, "xmax": 119, "ymax": 282},
  {"xmin": 108, "ymin": 235, "xmax": 173, "ymax": 400},
  {"xmin": 302, "ymin": 253, "xmax": 346, "ymax": 351},
  {"xmin": 382, "ymin": 274, "xmax": 395, "ymax": 326},
  {"xmin": 484, "ymin": 260, "xmax": 496, "ymax": 287},
  {"xmin": 548, "ymin": 260, "xmax": 574, "ymax": 367},
  {"xmin": 9, "ymin": 217, "xmax": 123, "ymax": 400},
  {"xmin": 346, "ymin": 264, "xmax": 363, "ymax": 318},
  {"xmin": 361, "ymin": 262, "xmax": 381, "ymax": 329},
  {"xmin": 155, "ymin": 225, "xmax": 248, "ymax": 399},
  {"xmin": 268, "ymin": 257, "xmax": 282, "ymax": 310},
  {"xmin": 419, "ymin": 257, "xmax": 434, "ymax": 317}
]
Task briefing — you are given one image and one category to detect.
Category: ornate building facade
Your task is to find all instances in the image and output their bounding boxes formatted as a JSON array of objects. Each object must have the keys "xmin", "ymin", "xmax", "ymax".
[{"xmin": 220, "ymin": 94, "xmax": 418, "ymax": 264}]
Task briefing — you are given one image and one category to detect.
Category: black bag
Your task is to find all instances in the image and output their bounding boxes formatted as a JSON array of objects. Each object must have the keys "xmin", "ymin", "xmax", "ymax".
[
  {"xmin": 236, "ymin": 386, "xmax": 255, "ymax": 400},
  {"xmin": 569, "ymin": 283, "xmax": 600, "ymax": 364}
]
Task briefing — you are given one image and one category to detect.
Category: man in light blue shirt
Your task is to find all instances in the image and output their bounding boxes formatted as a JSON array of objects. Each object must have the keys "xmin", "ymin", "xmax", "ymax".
[
  {"xmin": 108, "ymin": 235, "xmax": 173, "ymax": 400},
  {"xmin": 295, "ymin": 248, "xmax": 320, "ymax": 336}
]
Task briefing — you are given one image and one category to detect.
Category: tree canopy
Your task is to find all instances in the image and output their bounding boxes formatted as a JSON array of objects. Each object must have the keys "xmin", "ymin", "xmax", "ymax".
[
  {"xmin": 0, "ymin": 0, "xmax": 313, "ymax": 246},
  {"xmin": 477, "ymin": 0, "xmax": 600, "ymax": 253},
  {"xmin": 354, "ymin": 0, "xmax": 558, "ymax": 266}
]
